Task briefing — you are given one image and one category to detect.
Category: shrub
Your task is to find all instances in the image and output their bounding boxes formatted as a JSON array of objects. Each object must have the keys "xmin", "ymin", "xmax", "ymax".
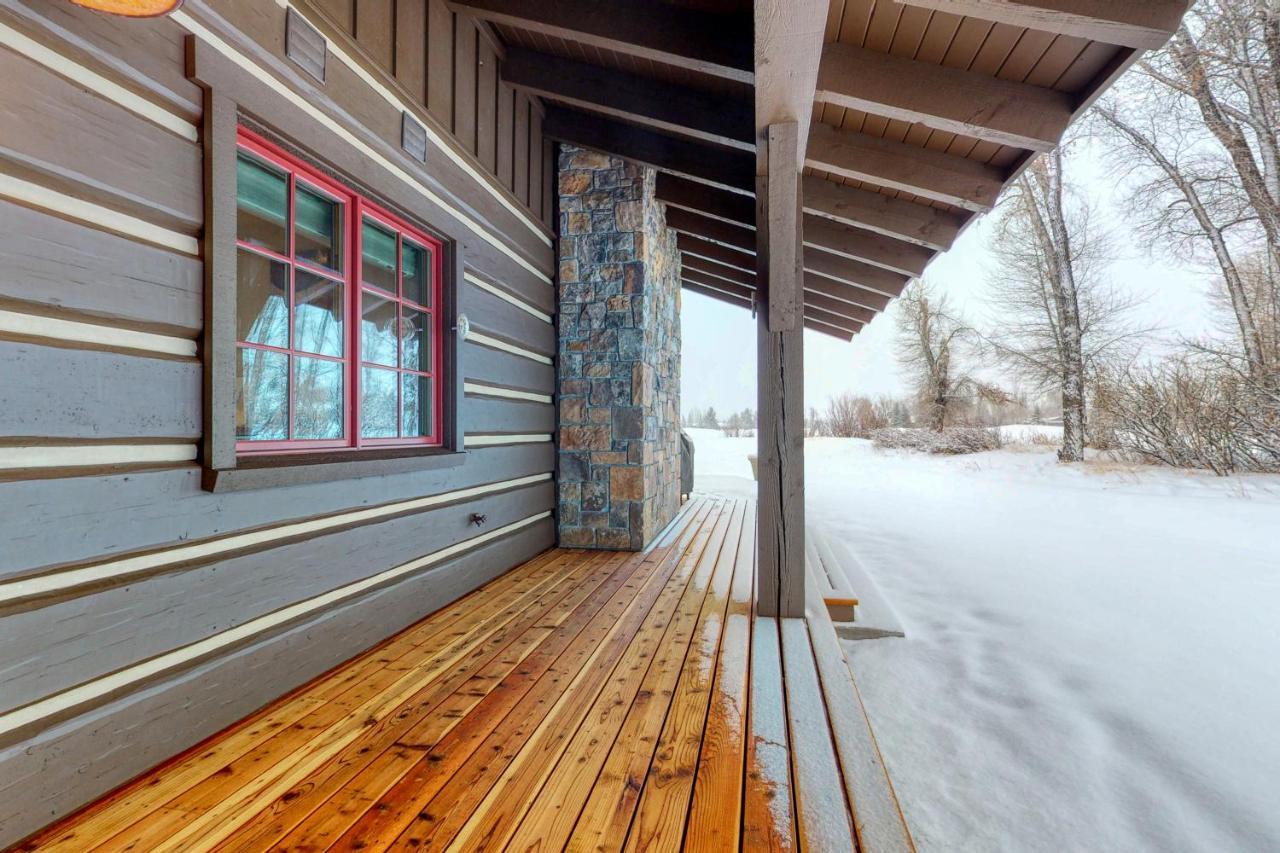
[
  {"xmin": 1093, "ymin": 354, "xmax": 1280, "ymax": 475},
  {"xmin": 871, "ymin": 427, "xmax": 1003, "ymax": 455}
]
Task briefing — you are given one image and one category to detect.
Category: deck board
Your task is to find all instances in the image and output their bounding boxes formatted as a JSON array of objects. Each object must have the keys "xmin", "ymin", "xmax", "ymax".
[{"xmin": 18, "ymin": 496, "xmax": 910, "ymax": 853}]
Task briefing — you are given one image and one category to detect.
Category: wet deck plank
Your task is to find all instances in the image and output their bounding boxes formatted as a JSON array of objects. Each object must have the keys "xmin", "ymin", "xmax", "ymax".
[{"xmin": 19, "ymin": 495, "xmax": 910, "ymax": 852}]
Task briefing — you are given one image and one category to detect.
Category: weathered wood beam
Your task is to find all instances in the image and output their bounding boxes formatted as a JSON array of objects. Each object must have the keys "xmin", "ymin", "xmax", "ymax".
[
  {"xmin": 681, "ymin": 253, "xmax": 757, "ymax": 288},
  {"xmin": 450, "ymin": 0, "xmax": 754, "ymax": 82},
  {"xmin": 683, "ymin": 269, "xmax": 754, "ymax": 302},
  {"xmin": 803, "ymin": 175, "xmax": 967, "ymax": 251},
  {"xmin": 816, "ymin": 43, "xmax": 1075, "ymax": 152},
  {"xmin": 803, "ymin": 214, "xmax": 934, "ymax": 277},
  {"xmin": 678, "ymin": 234, "xmax": 755, "ymax": 273},
  {"xmin": 656, "ymin": 174, "xmax": 756, "ymax": 228},
  {"xmin": 681, "ymin": 281, "xmax": 856, "ymax": 341},
  {"xmin": 682, "ymin": 251, "xmax": 892, "ymax": 316},
  {"xmin": 804, "ymin": 276, "xmax": 893, "ymax": 312},
  {"xmin": 544, "ymin": 106, "xmax": 754, "ymax": 194},
  {"xmin": 892, "ymin": 0, "xmax": 1189, "ymax": 50},
  {"xmin": 672, "ymin": 205, "xmax": 932, "ymax": 280},
  {"xmin": 806, "ymin": 122, "xmax": 1005, "ymax": 211},
  {"xmin": 665, "ymin": 208, "xmax": 755, "ymax": 254},
  {"xmin": 805, "ymin": 250, "xmax": 912, "ymax": 297},
  {"xmin": 502, "ymin": 48, "xmax": 754, "ymax": 151},
  {"xmin": 683, "ymin": 267, "xmax": 875, "ymax": 327}
]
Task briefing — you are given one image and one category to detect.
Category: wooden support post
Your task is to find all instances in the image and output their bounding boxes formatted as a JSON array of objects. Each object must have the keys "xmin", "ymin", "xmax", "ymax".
[{"xmin": 756, "ymin": 123, "xmax": 806, "ymax": 618}]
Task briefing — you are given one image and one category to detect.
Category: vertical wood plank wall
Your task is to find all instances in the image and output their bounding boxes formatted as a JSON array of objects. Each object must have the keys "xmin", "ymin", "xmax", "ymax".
[{"xmin": 0, "ymin": 0, "xmax": 558, "ymax": 846}]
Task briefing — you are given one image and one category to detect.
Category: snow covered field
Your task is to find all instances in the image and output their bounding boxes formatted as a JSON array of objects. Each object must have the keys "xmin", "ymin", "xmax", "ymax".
[{"xmin": 685, "ymin": 428, "xmax": 1280, "ymax": 852}]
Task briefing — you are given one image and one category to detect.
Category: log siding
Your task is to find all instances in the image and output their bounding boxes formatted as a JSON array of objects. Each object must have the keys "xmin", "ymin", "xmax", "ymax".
[{"xmin": 0, "ymin": 1, "xmax": 559, "ymax": 845}]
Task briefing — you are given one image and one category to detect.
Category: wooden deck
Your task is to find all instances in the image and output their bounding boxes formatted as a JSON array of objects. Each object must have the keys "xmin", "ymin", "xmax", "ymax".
[{"xmin": 17, "ymin": 496, "xmax": 913, "ymax": 852}]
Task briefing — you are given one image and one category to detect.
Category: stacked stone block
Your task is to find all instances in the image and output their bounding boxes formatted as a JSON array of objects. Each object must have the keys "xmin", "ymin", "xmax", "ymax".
[{"xmin": 556, "ymin": 146, "xmax": 682, "ymax": 550}]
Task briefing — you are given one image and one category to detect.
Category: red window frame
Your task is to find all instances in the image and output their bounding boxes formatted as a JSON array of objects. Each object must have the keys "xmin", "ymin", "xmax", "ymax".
[{"xmin": 234, "ymin": 126, "xmax": 444, "ymax": 455}]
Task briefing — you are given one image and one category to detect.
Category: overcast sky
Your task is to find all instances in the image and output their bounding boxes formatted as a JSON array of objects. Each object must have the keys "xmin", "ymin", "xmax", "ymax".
[{"xmin": 680, "ymin": 139, "xmax": 1224, "ymax": 417}]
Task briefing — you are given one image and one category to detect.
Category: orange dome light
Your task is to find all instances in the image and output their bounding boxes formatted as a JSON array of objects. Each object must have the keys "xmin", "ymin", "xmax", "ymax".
[{"xmin": 68, "ymin": 0, "xmax": 183, "ymax": 17}]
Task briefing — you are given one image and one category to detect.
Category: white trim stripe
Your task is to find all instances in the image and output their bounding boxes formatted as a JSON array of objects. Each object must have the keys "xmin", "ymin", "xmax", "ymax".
[
  {"xmin": 463, "ymin": 382, "xmax": 553, "ymax": 404},
  {"xmin": 465, "ymin": 434, "xmax": 554, "ymax": 447},
  {"xmin": 0, "ymin": 443, "xmax": 196, "ymax": 471},
  {"xmin": 464, "ymin": 272, "xmax": 554, "ymax": 324},
  {"xmin": 0, "ymin": 472, "xmax": 553, "ymax": 605},
  {"xmin": 0, "ymin": 309, "xmax": 197, "ymax": 357},
  {"xmin": 0, "ymin": 21, "xmax": 199, "ymax": 142},
  {"xmin": 467, "ymin": 331, "xmax": 554, "ymax": 365},
  {"xmin": 0, "ymin": 173, "xmax": 200, "ymax": 255},
  {"xmin": 0, "ymin": 512, "xmax": 552, "ymax": 738},
  {"xmin": 171, "ymin": 10, "xmax": 553, "ymax": 284}
]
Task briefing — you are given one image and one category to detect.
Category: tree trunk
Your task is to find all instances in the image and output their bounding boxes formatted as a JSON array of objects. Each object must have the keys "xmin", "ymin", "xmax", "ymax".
[
  {"xmin": 1096, "ymin": 106, "xmax": 1271, "ymax": 378},
  {"xmin": 1022, "ymin": 155, "xmax": 1087, "ymax": 462}
]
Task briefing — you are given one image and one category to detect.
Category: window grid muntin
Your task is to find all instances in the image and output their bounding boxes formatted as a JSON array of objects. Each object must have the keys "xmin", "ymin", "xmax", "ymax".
[{"xmin": 234, "ymin": 126, "xmax": 443, "ymax": 455}]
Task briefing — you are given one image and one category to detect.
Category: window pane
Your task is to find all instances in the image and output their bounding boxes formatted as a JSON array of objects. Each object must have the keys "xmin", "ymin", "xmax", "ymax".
[
  {"xmin": 401, "ymin": 374, "xmax": 432, "ymax": 438},
  {"xmin": 402, "ymin": 240, "xmax": 431, "ymax": 306},
  {"xmin": 361, "ymin": 366, "xmax": 398, "ymax": 438},
  {"xmin": 294, "ymin": 270, "xmax": 343, "ymax": 357},
  {"xmin": 361, "ymin": 292, "xmax": 398, "ymax": 366},
  {"xmin": 236, "ymin": 154, "xmax": 288, "ymax": 255},
  {"xmin": 236, "ymin": 249, "xmax": 290, "ymax": 349},
  {"xmin": 236, "ymin": 348, "xmax": 288, "ymax": 440},
  {"xmin": 400, "ymin": 306, "xmax": 430, "ymax": 372},
  {"xmin": 293, "ymin": 356, "xmax": 344, "ymax": 440},
  {"xmin": 295, "ymin": 184, "xmax": 342, "ymax": 272},
  {"xmin": 361, "ymin": 219, "xmax": 397, "ymax": 293}
]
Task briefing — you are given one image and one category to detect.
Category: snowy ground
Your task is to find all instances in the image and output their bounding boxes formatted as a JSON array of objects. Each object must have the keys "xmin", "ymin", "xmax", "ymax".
[{"xmin": 685, "ymin": 427, "xmax": 1280, "ymax": 852}]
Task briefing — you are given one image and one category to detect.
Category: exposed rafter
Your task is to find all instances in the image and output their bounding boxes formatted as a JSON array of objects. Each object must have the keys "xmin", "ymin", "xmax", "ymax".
[
  {"xmin": 802, "ymin": 176, "xmax": 966, "ymax": 251},
  {"xmin": 802, "ymin": 214, "xmax": 933, "ymax": 277},
  {"xmin": 678, "ymin": 234, "xmax": 754, "ymax": 273},
  {"xmin": 680, "ymin": 280, "xmax": 856, "ymax": 341},
  {"xmin": 815, "ymin": 42, "xmax": 1075, "ymax": 151},
  {"xmin": 656, "ymin": 174, "xmax": 756, "ymax": 228},
  {"xmin": 503, "ymin": 48, "xmax": 754, "ymax": 151},
  {"xmin": 680, "ymin": 250, "xmax": 897, "ymax": 316},
  {"xmin": 806, "ymin": 122, "xmax": 1005, "ymax": 211},
  {"xmin": 544, "ymin": 107, "xmax": 754, "ymax": 194},
  {"xmin": 682, "ymin": 267, "xmax": 874, "ymax": 329},
  {"xmin": 450, "ymin": 0, "xmax": 755, "ymax": 82},
  {"xmin": 893, "ymin": 0, "xmax": 1190, "ymax": 50}
]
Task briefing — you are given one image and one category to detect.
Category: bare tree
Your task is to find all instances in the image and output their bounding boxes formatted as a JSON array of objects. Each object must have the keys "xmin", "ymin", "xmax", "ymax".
[
  {"xmin": 895, "ymin": 279, "xmax": 970, "ymax": 432},
  {"xmin": 1094, "ymin": 0, "xmax": 1280, "ymax": 380},
  {"xmin": 984, "ymin": 151, "xmax": 1096, "ymax": 461}
]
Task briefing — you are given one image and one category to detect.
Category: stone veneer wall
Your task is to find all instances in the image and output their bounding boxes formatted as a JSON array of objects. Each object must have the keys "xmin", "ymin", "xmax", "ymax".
[{"xmin": 556, "ymin": 146, "xmax": 682, "ymax": 550}]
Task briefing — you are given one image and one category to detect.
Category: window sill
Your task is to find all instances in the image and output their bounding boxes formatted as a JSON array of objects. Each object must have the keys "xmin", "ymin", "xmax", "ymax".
[{"xmin": 202, "ymin": 447, "xmax": 468, "ymax": 492}]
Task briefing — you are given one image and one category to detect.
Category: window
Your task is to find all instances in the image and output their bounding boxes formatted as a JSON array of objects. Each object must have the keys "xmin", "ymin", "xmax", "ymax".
[{"xmin": 233, "ymin": 127, "xmax": 443, "ymax": 454}]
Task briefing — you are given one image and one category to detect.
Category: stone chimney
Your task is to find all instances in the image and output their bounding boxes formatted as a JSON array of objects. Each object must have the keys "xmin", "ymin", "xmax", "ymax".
[{"xmin": 555, "ymin": 147, "xmax": 682, "ymax": 550}]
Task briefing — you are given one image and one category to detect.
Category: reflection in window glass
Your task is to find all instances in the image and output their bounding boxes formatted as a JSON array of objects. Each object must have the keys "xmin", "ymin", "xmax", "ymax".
[
  {"xmin": 400, "ymin": 306, "xmax": 429, "ymax": 372},
  {"xmin": 401, "ymin": 374, "xmax": 431, "ymax": 438},
  {"xmin": 361, "ymin": 293, "xmax": 398, "ymax": 366},
  {"xmin": 236, "ymin": 348, "xmax": 289, "ymax": 440},
  {"xmin": 361, "ymin": 366, "xmax": 398, "ymax": 438},
  {"xmin": 402, "ymin": 240, "xmax": 430, "ymax": 306},
  {"xmin": 362, "ymin": 219, "xmax": 397, "ymax": 293},
  {"xmin": 236, "ymin": 249, "xmax": 290, "ymax": 349},
  {"xmin": 295, "ymin": 184, "xmax": 342, "ymax": 272},
  {"xmin": 236, "ymin": 154, "xmax": 288, "ymax": 255},
  {"xmin": 293, "ymin": 356, "xmax": 343, "ymax": 439},
  {"xmin": 294, "ymin": 270, "xmax": 343, "ymax": 357}
]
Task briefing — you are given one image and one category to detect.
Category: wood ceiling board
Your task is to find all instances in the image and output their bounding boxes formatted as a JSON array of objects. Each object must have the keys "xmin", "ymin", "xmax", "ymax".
[
  {"xmin": 503, "ymin": 47, "xmax": 754, "ymax": 150},
  {"xmin": 806, "ymin": 122, "xmax": 1005, "ymax": 211},
  {"xmin": 801, "ymin": 175, "xmax": 966, "ymax": 251},
  {"xmin": 457, "ymin": 0, "xmax": 755, "ymax": 82},
  {"xmin": 816, "ymin": 43, "xmax": 1075, "ymax": 151},
  {"xmin": 891, "ymin": 0, "xmax": 1190, "ymax": 50}
]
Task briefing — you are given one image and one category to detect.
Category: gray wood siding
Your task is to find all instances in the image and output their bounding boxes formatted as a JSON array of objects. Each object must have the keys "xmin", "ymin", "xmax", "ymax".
[{"xmin": 0, "ymin": 1, "xmax": 559, "ymax": 845}]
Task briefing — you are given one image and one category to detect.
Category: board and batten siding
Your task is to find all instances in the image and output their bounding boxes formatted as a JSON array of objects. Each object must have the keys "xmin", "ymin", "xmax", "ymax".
[{"xmin": 0, "ymin": 0, "xmax": 557, "ymax": 845}]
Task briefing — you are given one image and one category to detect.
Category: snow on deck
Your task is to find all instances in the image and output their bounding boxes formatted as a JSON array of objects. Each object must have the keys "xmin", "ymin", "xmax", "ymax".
[{"xmin": 686, "ymin": 427, "xmax": 1280, "ymax": 852}]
